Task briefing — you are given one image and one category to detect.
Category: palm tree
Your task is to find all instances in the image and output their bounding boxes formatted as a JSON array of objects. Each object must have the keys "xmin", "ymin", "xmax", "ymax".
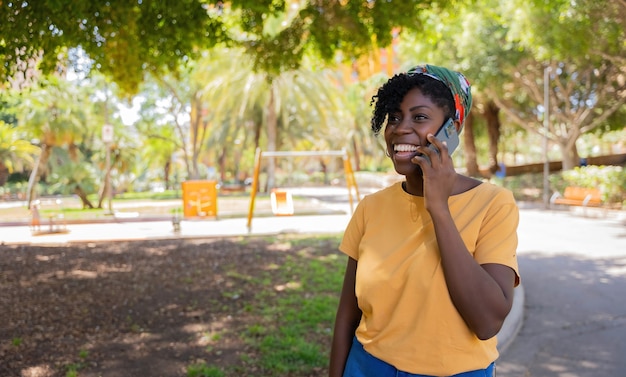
[
  {"xmin": 46, "ymin": 146, "xmax": 98, "ymax": 208},
  {"xmin": 0, "ymin": 122, "xmax": 39, "ymax": 187},
  {"xmin": 16, "ymin": 75, "xmax": 87, "ymax": 208},
  {"xmin": 340, "ymin": 73, "xmax": 392, "ymax": 172},
  {"xmin": 197, "ymin": 48, "xmax": 347, "ymax": 190}
]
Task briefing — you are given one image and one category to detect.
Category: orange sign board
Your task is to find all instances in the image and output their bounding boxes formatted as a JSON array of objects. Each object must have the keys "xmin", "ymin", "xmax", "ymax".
[{"xmin": 182, "ymin": 180, "xmax": 218, "ymax": 218}]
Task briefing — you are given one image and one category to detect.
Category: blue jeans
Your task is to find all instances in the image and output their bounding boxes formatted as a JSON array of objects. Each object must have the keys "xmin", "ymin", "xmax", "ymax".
[{"xmin": 343, "ymin": 337, "xmax": 496, "ymax": 377}]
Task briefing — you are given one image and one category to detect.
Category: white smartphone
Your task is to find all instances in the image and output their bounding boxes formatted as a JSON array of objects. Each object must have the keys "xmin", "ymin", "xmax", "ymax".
[{"xmin": 422, "ymin": 118, "xmax": 459, "ymax": 163}]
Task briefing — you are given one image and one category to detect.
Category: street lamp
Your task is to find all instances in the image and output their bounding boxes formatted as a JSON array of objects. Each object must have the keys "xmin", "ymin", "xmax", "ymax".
[
  {"xmin": 102, "ymin": 124, "xmax": 114, "ymax": 214},
  {"xmin": 543, "ymin": 66, "xmax": 551, "ymax": 209}
]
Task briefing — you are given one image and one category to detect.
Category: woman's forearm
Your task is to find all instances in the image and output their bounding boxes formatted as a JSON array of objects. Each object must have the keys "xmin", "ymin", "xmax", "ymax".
[{"xmin": 329, "ymin": 257, "xmax": 361, "ymax": 377}]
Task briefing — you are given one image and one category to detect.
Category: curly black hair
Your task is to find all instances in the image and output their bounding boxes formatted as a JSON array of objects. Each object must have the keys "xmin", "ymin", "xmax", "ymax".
[{"xmin": 370, "ymin": 73, "xmax": 456, "ymax": 135}]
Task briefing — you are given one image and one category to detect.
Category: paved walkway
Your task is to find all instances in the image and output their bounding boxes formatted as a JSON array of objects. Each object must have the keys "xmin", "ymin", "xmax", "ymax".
[
  {"xmin": 0, "ymin": 213, "xmax": 353, "ymax": 245},
  {"xmin": 498, "ymin": 207, "xmax": 626, "ymax": 376},
  {"xmin": 2, "ymin": 203, "xmax": 625, "ymax": 373}
]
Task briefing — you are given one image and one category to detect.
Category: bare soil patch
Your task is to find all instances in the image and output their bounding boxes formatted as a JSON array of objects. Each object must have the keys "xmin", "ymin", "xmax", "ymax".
[{"xmin": 0, "ymin": 237, "xmax": 340, "ymax": 377}]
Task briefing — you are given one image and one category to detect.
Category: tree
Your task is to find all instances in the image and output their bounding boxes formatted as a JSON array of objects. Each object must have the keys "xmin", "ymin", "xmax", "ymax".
[
  {"xmin": 1, "ymin": 1, "xmax": 448, "ymax": 94},
  {"xmin": 341, "ymin": 74, "xmax": 391, "ymax": 172},
  {"xmin": 398, "ymin": 0, "xmax": 626, "ymax": 172},
  {"xmin": 14, "ymin": 75, "xmax": 89, "ymax": 208},
  {"xmin": 394, "ymin": 1, "xmax": 521, "ymax": 177},
  {"xmin": 197, "ymin": 48, "xmax": 346, "ymax": 189},
  {"xmin": 139, "ymin": 128, "xmax": 179, "ymax": 191},
  {"xmin": 134, "ymin": 65, "xmax": 211, "ymax": 181},
  {"xmin": 0, "ymin": 122, "xmax": 39, "ymax": 187},
  {"xmin": 45, "ymin": 146, "xmax": 98, "ymax": 208},
  {"xmin": 493, "ymin": 0, "xmax": 626, "ymax": 169},
  {"xmin": 491, "ymin": 59, "xmax": 626, "ymax": 170}
]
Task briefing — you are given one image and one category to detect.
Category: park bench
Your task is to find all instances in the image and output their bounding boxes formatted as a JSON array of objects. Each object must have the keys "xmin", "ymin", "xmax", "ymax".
[
  {"xmin": 550, "ymin": 186, "xmax": 603, "ymax": 208},
  {"xmin": 30, "ymin": 200, "xmax": 69, "ymax": 235}
]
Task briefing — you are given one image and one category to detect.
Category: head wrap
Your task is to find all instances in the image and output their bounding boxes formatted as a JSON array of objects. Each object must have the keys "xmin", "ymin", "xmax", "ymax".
[{"xmin": 407, "ymin": 64, "xmax": 472, "ymax": 127}]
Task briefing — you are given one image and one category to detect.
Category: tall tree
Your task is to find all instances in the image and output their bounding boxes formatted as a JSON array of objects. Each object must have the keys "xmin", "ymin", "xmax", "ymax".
[
  {"xmin": 14, "ymin": 75, "xmax": 88, "ymax": 207},
  {"xmin": 134, "ymin": 66, "xmax": 210, "ymax": 181},
  {"xmin": 494, "ymin": 0, "xmax": 626, "ymax": 169},
  {"xmin": 1, "ymin": 1, "xmax": 447, "ymax": 94},
  {"xmin": 395, "ymin": 1, "xmax": 521, "ymax": 176},
  {"xmin": 197, "ymin": 48, "xmax": 345, "ymax": 189},
  {"xmin": 399, "ymin": 0, "xmax": 626, "ymax": 172},
  {"xmin": 0, "ymin": 122, "xmax": 39, "ymax": 187}
]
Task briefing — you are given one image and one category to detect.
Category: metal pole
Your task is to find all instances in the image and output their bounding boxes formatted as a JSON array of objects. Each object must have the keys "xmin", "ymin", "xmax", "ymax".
[
  {"xmin": 105, "ymin": 142, "xmax": 113, "ymax": 214},
  {"xmin": 543, "ymin": 66, "xmax": 550, "ymax": 209},
  {"xmin": 102, "ymin": 122, "xmax": 114, "ymax": 215}
]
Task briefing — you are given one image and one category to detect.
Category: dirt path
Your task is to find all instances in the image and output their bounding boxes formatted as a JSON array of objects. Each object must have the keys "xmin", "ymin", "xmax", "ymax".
[{"xmin": 1, "ymin": 237, "xmax": 336, "ymax": 377}]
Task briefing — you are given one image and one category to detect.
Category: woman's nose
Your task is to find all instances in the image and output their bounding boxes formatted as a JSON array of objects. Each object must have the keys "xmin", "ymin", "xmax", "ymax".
[{"xmin": 394, "ymin": 118, "xmax": 413, "ymax": 133}]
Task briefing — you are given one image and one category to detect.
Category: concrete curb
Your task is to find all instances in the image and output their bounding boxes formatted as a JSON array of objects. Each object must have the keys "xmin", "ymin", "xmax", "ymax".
[{"xmin": 497, "ymin": 283, "xmax": 525, "ymax": 355}]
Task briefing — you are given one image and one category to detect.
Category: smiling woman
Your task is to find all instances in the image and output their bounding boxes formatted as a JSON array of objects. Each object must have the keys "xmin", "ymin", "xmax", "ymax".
[{"xmin": 330, "ymin": 64, "xmax": 520, "ymax": 377}]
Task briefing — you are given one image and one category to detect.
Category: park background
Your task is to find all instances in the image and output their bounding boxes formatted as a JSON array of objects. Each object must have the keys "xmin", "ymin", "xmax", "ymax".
[
  {"xmin": 1, "ymin": 1, "xmax": 626, "ymax": 376},
  {"xmin": 1, "ymin": 0, "xmax": 625, "ymax": 219}
]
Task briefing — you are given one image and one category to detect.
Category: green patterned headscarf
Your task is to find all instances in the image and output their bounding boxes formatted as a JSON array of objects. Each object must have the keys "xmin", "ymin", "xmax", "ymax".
[{"xmin": 407, "ymin": 64, "xmax": 472, "ymax": 127}]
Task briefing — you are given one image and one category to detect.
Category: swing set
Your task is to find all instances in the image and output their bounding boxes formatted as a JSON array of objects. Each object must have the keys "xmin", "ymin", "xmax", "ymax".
[{"xmin": 246, "ymin": 148, "xmax": 360, "ymax": 230}]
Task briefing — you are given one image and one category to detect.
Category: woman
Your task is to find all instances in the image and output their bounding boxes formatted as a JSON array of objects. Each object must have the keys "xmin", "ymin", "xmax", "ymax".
[{"xmin": 329, "ymin": 64, "xmax": 520, "ymax": 377}]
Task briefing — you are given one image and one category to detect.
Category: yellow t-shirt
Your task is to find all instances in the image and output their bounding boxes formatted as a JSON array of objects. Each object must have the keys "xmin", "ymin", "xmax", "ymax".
[{"xmin": 339, "ymin": 181, "xmax": 520, "ymax": 375}]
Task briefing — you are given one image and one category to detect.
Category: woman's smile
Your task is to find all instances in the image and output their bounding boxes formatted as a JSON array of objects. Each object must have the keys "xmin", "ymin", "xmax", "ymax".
[{"xmin": 393, "ymin": 143, "xmax": 419, "ymax": 160}]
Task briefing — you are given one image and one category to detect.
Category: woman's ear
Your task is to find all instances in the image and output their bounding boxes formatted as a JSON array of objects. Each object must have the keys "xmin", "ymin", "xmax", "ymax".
[{"xmin": 453, "ymin": 119, "xmax": 462, "ymax": 133}]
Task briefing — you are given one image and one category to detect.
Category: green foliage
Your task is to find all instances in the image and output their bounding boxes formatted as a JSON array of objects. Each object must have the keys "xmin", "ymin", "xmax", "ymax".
[
  {"xmin": 1, "ymin": 0, "xmax": 448, "ymax": 93},
  {"xmin": 551, "ymin": 165, "xmax": 626, "ymax": 204},
  {"xmin": 0, "ymin": 122, "xmax": 39, "ymax": 177},
  {"xmin": 0, "ymin": 0, "xmax": 222, "ymax": 93},
  {"xmin": 510, "ymin": 0, "xmax": 625, "ymax": 62}
]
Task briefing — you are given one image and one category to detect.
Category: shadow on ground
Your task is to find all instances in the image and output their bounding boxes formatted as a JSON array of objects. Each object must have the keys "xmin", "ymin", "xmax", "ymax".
[
  {"xmin": 0, "ymin": 237, "xmax": 341, "ymax": 377},
  {"xmin": 497, "ymin": 251, "xmax": 626, "ymax": 377}
]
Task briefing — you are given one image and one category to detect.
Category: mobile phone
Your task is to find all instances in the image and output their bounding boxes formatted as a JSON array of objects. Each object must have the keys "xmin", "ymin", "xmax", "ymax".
[{"xmin": 422, "ymin": 118, "xmax": 459, "ymax": 163}]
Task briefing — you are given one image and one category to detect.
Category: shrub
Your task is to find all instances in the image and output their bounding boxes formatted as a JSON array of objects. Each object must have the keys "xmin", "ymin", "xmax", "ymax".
[{"xmin": 551, "ymin": 165, "xmax": 625, "ymax": 204}]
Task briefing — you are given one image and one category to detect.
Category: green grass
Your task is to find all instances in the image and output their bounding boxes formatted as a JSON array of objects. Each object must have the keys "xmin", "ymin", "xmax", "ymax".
[
  {"xmin": 64, "ymin": 349, "xmax": 89, "ymax": 377},
  {"xmin": 187, "ymin": 364, "xmax": 225, "ymax": 377},
  {"xmin": 187, "ymin": 235, "xmax": 346, "ymax": 377}
]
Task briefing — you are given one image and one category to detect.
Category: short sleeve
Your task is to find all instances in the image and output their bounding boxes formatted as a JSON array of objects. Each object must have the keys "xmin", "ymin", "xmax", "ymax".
[{"xmin": 474, "ymin": 191, "xmax": 520, "ymax": 286}]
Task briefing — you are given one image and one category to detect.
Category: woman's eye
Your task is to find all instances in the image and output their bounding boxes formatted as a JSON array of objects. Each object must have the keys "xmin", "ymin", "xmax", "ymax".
[{"xmin": 387, "ymin": 114, "xmax": 401, "ymax": 124}]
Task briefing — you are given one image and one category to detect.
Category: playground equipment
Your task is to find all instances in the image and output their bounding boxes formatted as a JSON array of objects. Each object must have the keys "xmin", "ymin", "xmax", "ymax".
[
  {"xmin": 246, "ymin": 148, "xmax": 360, "ymax": 230},
  {"xmin": 270, "ymin": 188, "xmax": 294, "ymax": 216},
  {"xmin": 181, "ymin": 180, "xmax": 218, "ymax": 218}
]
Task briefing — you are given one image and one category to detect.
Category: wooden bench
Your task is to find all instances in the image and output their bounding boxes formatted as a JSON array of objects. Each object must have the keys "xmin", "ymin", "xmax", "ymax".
[{"xmin": 550, "ymin": 187, "xmax": 603, "ymax": 207}]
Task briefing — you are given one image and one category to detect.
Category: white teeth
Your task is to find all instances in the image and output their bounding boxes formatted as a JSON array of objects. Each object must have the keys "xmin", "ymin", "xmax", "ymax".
[{"xmin": 394, "ymin": 144, "xmax": 418, "ymax": 152}]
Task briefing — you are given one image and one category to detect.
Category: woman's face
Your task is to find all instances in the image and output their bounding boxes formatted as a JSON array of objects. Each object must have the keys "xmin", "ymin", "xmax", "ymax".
[{"xmin": 384, "ymin": 87, "xmax": 448, "ymax": 177}]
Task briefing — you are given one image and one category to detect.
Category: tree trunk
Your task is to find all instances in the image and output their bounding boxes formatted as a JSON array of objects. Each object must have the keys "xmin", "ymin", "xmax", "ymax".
[
  {"xmin": 484, "ymin": 101, "xmax": 501, "ymax": 175},
  {"xmin": 97, "ymin": 149, "xmax": 113, "ymax": 209},
  {"xmin": 74, "ymin": 185, "xmax": 95, "ymax": 209},
  {"xmin": 218, "ymin": 147, "xmax": 227, "ymax": 183},
  {"xmin": 190, "ymin": 100, "xmax": 202, "ymax": 180},
  {"xmin": 561, "ymin": 142, "xmax": 580, "ymax": 170},
  {"xmin": 253, "ymin": 121, "xmax": 262, "ymax": 151},
  {"xmin": 320, "ymin": 159, "xmax": 328, "ymax": 185},
  {"xmin": 463, "ymin": 112, "xmax": 480, "ymax": 177},
  {"xmin": 26, "ymin": 144, "xmax": 51, "ymax": 209},
  {"xmin": 265, "ymin": 86, "xmax": 278, "ymax": 191},
  {"xmin": 0, "ymin": 162, "xmax": 8, "ymax": 187},
  {"xmin": 351, "ymin": 134, "xmax": 361, "ymax": 171},
  {"xmin": 164, "ymin": 160, "xmax": 171, "ymax": 190}
]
